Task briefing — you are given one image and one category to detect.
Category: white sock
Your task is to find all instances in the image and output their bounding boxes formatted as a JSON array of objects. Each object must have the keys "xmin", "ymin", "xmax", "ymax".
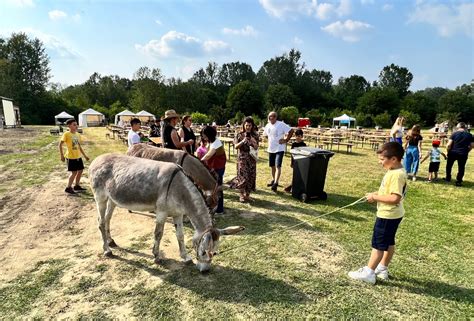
[
  {"xmin": 365, "ymin": 266, "xmax": 375, "ymax": 274},
  {"xmin": 377, "ymin": 264, "xmax": 387, "ymax": 271}
]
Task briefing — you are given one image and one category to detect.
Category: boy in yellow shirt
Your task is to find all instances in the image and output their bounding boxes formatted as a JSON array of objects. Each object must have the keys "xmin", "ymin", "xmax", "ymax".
[
  {"xmin": 59, "ymin": 119, "xmax": 89, "ymax": 194},
  {"xmin": 349, "ymin": 142, "xmax": 407, "ymax": 284}
]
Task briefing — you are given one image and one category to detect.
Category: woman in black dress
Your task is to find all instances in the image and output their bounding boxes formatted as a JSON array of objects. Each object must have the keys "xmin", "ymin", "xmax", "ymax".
[
  {"xmin": 178, "ymin": 115, "xmax": 197, "ymax": 154},
  {"xmin": 161, "ymin": 110, "xmax": 194, "ymax": 150}
]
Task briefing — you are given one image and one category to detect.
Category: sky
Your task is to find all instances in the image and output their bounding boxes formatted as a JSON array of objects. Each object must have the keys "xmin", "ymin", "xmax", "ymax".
[{"xmin": 0, "ymin": 0, "xmax": 472, "ymax": 91}]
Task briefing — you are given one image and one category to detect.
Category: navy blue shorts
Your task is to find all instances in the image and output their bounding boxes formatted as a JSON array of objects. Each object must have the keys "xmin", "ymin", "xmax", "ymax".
[
  {"xmin": 372, "ymin": 217, "xmax": 402, "ymax": 251},
  {"xmin": 66, "ymin": 158, "xmax": 84, "ymax": 172},
  {"xmin": 269, "ymin": 151, "xmax": 285, "ymax": 168}
]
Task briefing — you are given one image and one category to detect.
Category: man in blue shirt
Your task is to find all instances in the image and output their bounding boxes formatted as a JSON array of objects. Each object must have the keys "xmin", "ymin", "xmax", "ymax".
[{"xmin": 445, "ymin": 122, "xmax": 474, "ymax": 186}]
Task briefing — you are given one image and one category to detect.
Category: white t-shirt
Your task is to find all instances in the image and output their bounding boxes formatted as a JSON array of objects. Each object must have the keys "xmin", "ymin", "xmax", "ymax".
[
  {"xmin": 127, "ymin": 130, "xmax": 141, "ymax": 149},
  {"xmin": 263, "ymin": 121, "xmax": 291, "ymax": 153}
]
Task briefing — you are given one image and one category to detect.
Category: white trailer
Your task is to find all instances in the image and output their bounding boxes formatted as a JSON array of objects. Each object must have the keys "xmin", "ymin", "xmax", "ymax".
[{"xmin": 0, "ymin": 96, "xmax": 21, "ymax": 128}]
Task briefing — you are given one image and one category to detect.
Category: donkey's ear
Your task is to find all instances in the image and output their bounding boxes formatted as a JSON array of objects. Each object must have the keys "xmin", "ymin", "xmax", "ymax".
[{"xmin": 218, "ymin": 226, "xmax": 245, "ymax": 235}]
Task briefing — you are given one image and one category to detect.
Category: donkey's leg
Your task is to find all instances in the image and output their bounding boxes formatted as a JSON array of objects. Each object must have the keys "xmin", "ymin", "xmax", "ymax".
[
  {"xmin": 96, "ymin": 198, "xmax": 112, "ymax": 257},
  {"xmin": 104, "ymin": 199, "xmax": 117, "ymax": 247},
  {"xmin": 152, "ymin": 211, "xmax": 167, "ymax": 264},
  {"xmin": 173, "ymin": 215, "xmax": 192, "ymax": 263}
]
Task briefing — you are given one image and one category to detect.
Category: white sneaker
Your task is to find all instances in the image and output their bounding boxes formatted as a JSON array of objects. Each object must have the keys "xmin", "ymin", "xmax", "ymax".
[
  {"xmin": 348, "ymin": 266, "xmax": 376, "ymax": 284},
  {"xmin": 374, "ymin": 266, "xmax": 389, "ymax": 280},
  {"xmin": 412, "ymin": 176, "xmax": 417, "ymax": 181}
]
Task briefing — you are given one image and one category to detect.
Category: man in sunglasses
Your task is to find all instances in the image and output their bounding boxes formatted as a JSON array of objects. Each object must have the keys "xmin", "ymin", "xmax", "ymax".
[{"xmin": 263, "ymin": 111, "xmax": 294, "ymax": 192}]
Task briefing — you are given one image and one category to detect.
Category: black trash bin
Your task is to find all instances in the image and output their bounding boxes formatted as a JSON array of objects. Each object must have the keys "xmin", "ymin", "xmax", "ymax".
[{"xmin": 290, "ymin": 147, "xmax": 334, "ymax": 202}]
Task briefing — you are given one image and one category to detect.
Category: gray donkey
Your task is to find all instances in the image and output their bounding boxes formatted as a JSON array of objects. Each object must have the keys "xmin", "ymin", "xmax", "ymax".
[
  {"xmin": 89, "ymin": 154, "xmax": 244, "ymax": 272},
  {"xmin": 127, "ymin": 144, "xmax": 219, "ymax": 210}
]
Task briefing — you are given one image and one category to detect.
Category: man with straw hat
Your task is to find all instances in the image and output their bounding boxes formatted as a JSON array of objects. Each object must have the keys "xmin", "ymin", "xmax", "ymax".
[{"xmin": 161, "ymin": 109, "xmax": 194, "ymax": 150}]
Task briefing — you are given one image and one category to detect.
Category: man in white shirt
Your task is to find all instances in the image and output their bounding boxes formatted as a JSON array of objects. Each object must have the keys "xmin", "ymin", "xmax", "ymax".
[
  {"xmin": 263, "ymin": 111, "xmax": 294, "ymax": 192},
  {"xmin": 127, "ymin": 118, "xmax": 141, "ymax": 150}
]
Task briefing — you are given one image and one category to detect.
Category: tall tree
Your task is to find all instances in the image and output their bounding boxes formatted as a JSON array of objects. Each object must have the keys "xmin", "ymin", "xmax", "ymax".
[
  {"xmin": 264, "ymin": 83, "xmax": 299, "ymax": 112},
  {"xmin": 256, "ymin": 49, "xmax": 304, "ymax": 91},
  {"xmin": 226, "ymin": 80, "xmax": 263, "ymax": 116},
  {"xmin": 378, "ymin": 63, "xmax": 413, "ymax": 98},
  {"xmin": 334, "ymin": 75, "xmax": 370, "ymax": 109},
  {"xmin": 0, "ymin": 33, "xmax": 51, "ymax": 123},
  {"xmin": 217, "ymin": 61, "xmax": 255, "ymax": 87}
]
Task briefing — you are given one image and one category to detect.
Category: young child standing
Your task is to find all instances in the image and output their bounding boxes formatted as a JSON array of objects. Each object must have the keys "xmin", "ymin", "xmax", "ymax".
[
  {"xmin": 284, "ymin": 129, "xmax": 307, "ymax": 193},
  {"xmin": 348, "ymin": 142, "xmax": 407, "ymax": 284},
  {"xmin": 420, "ymin": 140, "xmax": 447, "ymax": 182},
  {"xmin": 59, "ymin": 119, "xmax": 90, "ymax": 194},
  {"xmin": 196, "ymin": 138, "xmax": 208, "ymax": 160}
]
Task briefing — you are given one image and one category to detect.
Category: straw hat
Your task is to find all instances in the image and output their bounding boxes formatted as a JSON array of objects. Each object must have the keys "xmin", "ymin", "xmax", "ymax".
[{"xmin": 162, "ymin": 109, "xmax": 180, "ymax": 120}]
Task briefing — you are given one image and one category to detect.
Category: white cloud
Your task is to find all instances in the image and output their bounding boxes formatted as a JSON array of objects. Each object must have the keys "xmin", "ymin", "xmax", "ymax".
[
  {"xmin": 321, "ymin": 19, "xmax": 372, "ymax": 42},
  {"xmin": 155, "ymin": 19, "xmax": 163, "ymax": 26},
  {"xmin": 5, "ymin": 0, "xmax": 34, "ymax": 7},
  {"xmin": 222, "ymin": 25, "xmax": 258, "ymax": 37},
  {"xmin": 382, "ymin": 4, "xmax": 393, "ymax": 12},
  {"xmin": 293, "ymin": 36, "xmax": 303, "ymax": 45},
  {"xmin": 135, "ymin": 31, "xmax": 232, "ymax": 58},
  {"xmin": 48, "ymin": 10, "xmax": 68, "ymax": 20},
  {"xmin": 259, "ymin": 0, "xmax": 351, "ymax": 20},
  {"xmin": 408, "ymin": 2, "xmax": 473, "ymax": 37},
  {"xmin": 0, "ymin": 28, "xmax": 80, "ymax": 59}
]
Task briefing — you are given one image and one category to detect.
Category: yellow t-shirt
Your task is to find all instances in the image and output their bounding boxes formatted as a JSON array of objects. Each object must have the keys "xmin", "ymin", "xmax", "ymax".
[
  {"xmin": 61, "ymin": 131, "xmax": 82, "ymax": 159},
  {"xmin": 377, "ymin": 168, "xmax": 407, "ymax": 219}
]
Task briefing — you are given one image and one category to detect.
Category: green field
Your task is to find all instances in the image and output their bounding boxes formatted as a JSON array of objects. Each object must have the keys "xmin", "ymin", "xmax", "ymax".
[{"xmin": 0, "ymin": 126, "xmax": 473, "ymax": 319}]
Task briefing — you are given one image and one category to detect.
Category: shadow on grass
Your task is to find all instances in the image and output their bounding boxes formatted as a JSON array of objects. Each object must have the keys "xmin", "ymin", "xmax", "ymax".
[
  {"xmin": 165, "ymin": 264, "xmax": 308, "ymax": 305},
  {"xmin": 381, "ymin": 276, "xmax": 474, "ymax": 304}
]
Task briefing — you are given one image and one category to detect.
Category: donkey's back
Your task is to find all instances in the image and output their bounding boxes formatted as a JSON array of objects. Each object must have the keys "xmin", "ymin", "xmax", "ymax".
[{"xmin": 89, "ymin": 153, "xmax": 181, "ymax": 212}]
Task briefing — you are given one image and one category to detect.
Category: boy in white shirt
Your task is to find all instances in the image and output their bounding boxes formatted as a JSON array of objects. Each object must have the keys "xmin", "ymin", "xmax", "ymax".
[
  {"xmin": 127, "ymin": 118, "xmax": 141, "ymax": 150},
  {"xmin": 263, "ymin": 111, "xmax": 294, "ymax": 192}
]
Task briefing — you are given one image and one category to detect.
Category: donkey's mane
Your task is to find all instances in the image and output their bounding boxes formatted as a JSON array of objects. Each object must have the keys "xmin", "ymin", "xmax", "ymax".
[
  {"xmin": 177, "ymin": 165, "xmax": 211, "ymax": 209},
  {"xmin": 187, "ymin": 153, "xmax": 219, "ymax": 181}
]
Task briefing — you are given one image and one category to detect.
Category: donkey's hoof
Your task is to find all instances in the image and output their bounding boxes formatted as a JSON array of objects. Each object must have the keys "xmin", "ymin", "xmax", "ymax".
[
  {"xmin": 183, "ymin": 256, "xmax": 193, "ymax": 265},
  {"xmin": 154, "ymin": 257, "xmax": 162, "ymax": 265},
  {"xmin": 108, "ymin": 239, "xmax": 118, "ymax": 247},
  {"xmin": 104, "ymin": 250, "xmax": 113, "ymax": 258}
]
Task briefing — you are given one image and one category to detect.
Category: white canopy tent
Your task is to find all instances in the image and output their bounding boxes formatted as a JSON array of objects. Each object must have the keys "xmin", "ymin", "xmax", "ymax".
[
  {"xmin": 78, "ymin": 108, "xmax": 104, "ymax": 127},
  {"xmin": 135, "ymin": 110, "xmax": 155, "ymax": 124},
  {"xmin": 332, "ymin": 114, "xmax": 356, "ymax": 128},
  {"xmin": 114, "ymin": 109, "xmax": 136, "ymax": 125},
  {"xmin": 54, "ymin": 111, "xmax": 74, "ymax": 125}
]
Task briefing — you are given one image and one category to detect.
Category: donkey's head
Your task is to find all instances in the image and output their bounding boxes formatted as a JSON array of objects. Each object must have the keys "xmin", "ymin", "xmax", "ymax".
[
  {"xmin": 204, "ymin": 183, "xmax": 221, "ymax": 213},
  {"xmin": 193, "ymin": 226, "xmax": 245, "ymax": 272}
]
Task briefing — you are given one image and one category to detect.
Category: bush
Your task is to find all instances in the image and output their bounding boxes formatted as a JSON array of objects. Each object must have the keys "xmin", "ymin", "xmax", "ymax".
[
  {"xmin": 191, "ymin": 112, "xmax": 210, "ymax": 125},
  {"xmin": 305, "ymin": 109, "xmax": 326, "ymax": 127},
  {"xmin": 399, "ymin": 109, "xmax": 421, "ymax": 128},
  {"xmin": 280, "ymin": 106, "xmax": 299, "ymax": 126},
  {"xmin": 373, "ymin": 112, "xmax": 391, "ymax": 128}
]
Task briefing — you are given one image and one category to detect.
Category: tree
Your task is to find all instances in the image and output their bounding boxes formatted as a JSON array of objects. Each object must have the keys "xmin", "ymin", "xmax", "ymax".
[
  {"xmin": 373, "ymin": 112, "xmax": 392, "ymax": 128},
  {"xmin": 334, "ymin": 75, "xmax": 370, "ymax": 109},
  {"xmin": 357, "ymin": 87, "xmax": 400, "ymax": 118},
  {"xmin": 280, "ymin": 106, "xmax": 299, "ymax": 126},
  {"xmin": 305, "ymin": 109, "xmax": 326, "ymax": 127},
  {"xmin": 438, "ymin": 88, "xmax": 474, "ymax": 123},
  {"xmin": 256, "ymin": 49, "xmax": 304, "ymax": 91},
  {"xmin": 264, "ymin": 83, "xmax": 299, "ymax": 112},
  {"xmin": 191, "ymin": 112, "xmax": 210, "ymax": 125},
  {"xmin": 226, "ymin": 80, "xmax": 263, "ymax": 116},
  {"xmin": 378, "ymin": 63, "xmax": 413, "ymax": 98},
  {"xmin": 0, "ymin": 33, "xmax": 51, "ymax": 123},
  {"xmin": 295, "ymin": 69, "xmax": 334, "ymax": 111},
  {"xmin": 399, "ymin": 109, "xmax": 421, "ymax": 128},
  {"xmin": 190, "ymin": 62, "xmax": 219, "ymax": 87},
  {"xmin": 401, "ymin": 92, "xmax": 437, "ymax": 126},
  {"xmin": 217, "ymin": 61, "xmax": 255, "ymax": 87}
]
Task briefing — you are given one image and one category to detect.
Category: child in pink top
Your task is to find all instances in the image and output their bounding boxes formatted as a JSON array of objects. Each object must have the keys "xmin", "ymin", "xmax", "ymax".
[{"xmin": 196, "ymin": 138, "xmax": 208, "ymax": 160}]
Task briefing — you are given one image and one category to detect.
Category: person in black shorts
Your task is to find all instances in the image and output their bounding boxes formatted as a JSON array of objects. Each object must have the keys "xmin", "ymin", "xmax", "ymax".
[{"xmin": 59, "ymin": 119, "xmax": 90, "ymax": 194}]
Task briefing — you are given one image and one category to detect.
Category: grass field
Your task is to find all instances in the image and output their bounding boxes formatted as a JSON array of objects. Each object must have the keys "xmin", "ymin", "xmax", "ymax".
[{"xmin": 0, "ymin": 126, "xmax": 473, "ymax": 318}]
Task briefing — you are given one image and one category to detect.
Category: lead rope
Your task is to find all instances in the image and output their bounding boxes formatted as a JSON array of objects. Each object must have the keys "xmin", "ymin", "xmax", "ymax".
[{"xmin": 218, "ymin": 196, "xmax": 367, "ymax": 255}]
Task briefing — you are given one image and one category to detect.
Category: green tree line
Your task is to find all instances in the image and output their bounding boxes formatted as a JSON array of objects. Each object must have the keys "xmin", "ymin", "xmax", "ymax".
[{"xmin": 1, "ymin": 33, "xmax": 473, "ymax": 127}]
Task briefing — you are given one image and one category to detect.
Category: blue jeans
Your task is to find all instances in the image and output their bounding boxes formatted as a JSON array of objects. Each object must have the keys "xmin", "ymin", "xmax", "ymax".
[
  {"xmin": 215, "ymin": 168, "xmax": 225, "ymax": 213},
  {"xmin": 404, "ymin": 146, "xmax": 420, "ymax": 175}
]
